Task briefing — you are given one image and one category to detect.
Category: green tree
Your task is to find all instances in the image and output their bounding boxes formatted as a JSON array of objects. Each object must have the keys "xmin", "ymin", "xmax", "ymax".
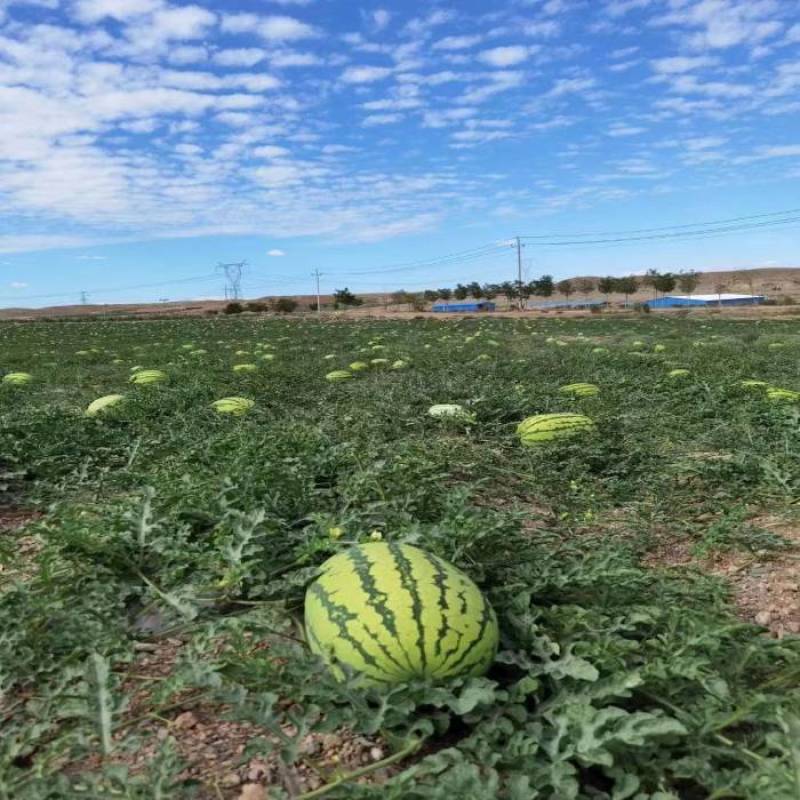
[
  {"xmin": 391, "ymin": 290, "xmax": 412, "ymax": 308},
  {"xmin": 272, "ymin": 297, "xmax": 298, "ymax": 313},
  {"xmin": 677, "ymin": 271, "xmax": 700, "ymax": 295},
  {"xmin": 333, "ymin": 287, "xmax": 363, "ymax": 307},
  {"xmin": 437, "ymin": 288, "xmax": 452, "ymax": 300},
  {"xmin": 532, "ymin": 275, "xmax": 554, "ymax": 298},
  {"xmin": 576, "ymin": 278, "xmax": 595, "ymax": 296},
  {"xmin": 556, "ymin": 279, "xmax": 574, "ymax": 300},
  {"xmin": 614, "ymin": 276, "xmax": 638, "ymax": 306},
  {"xmin": 598, "ymin": 276, "xmax": 615, "ymax": 303},
  {"xmin": 653, "ymin": 272, "xmax": 676, "ymax": 296},
  {"xmin": 423, "ymin": 289, "xmax": 439, "ymax": 302},
  {"xmin": 453, "ymin": 284, "xmax": 469, "ymax": 300},
  {"xmin": 482, "ymin": 283, "xmax": 498, "ymax": 300},
  {"xmin": 466, "ymin": 281, "xmax": 483, "ymax": 299},
  {"xmin": 224, "ymin": 301, "xmax": 244, "ymax": 314},
  {"xmin": 500, "ymin": 281, "xmax": 518, "ymax": 306}
]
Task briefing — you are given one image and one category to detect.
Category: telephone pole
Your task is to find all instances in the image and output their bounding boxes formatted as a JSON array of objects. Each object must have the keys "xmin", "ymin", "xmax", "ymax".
[
  {"xmin": 80, "ymin": 290, "xmax": 89, "ymax": 305},
  {"xmin": 513, "ymin": 237, "xmax": 525, "ymax": 310},
  {"xmin": 311, "ymin": 269, "xmax": 323, "ymax": 316}
]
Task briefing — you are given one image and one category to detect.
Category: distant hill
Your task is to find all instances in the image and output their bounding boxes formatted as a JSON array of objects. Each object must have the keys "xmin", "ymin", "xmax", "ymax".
[{"xmin": 2, "ymin": 267, "xmax": 799, "ymax": 320}]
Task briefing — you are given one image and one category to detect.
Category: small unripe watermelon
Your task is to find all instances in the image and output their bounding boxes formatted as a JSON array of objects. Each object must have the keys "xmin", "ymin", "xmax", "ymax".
[
  {"xmin": 305, "ymin": 542, "xmax": 498, "ymax": 685},
  {"xmin": 428, "ymin": 403, "xmax": 474, "ymax": 422},
  {"xmin": 211, "ymin": 397, "xmax": 254, "ymax": 415},
  {"xmin": 233, "ymin": 363, "xmax": 257, "ymax": 373},
  {"xmin": 559, "ymin": 383, "xmax": 599, "ymax": 398},
  {"xmin": 517, "ymin": 413, "xmax": 595, "ymax": 445},
  {"xmin": 86, "ymin": 394, "xmax": 125, "ymax": 416},
  {"xmin": 326, "ymin": 370, "xmax": 352, "ymax": 382},
  {"xmin": 767, "ymin": 387, "xmax": 800, "ymax": 403},
  {"xmin": 2, "ymin": 372, "xmax": 33, "ymax": 386},
  {"xmin": 130, "ymin": 369, "xmax": 167, "ymax": 385}
]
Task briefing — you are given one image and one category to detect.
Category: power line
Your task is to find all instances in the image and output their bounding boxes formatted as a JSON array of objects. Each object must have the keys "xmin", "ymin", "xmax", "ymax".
[
  {"xmin": 520, "ymin": 214, "xmax": 800, "ymax": 248},
  {"xmin": 519, "ymin": 206, "xmax": 800, "ymax": 240},
  {"xmin": 0, "ymin": 273, "xmax": 220, "ymax": 302}
]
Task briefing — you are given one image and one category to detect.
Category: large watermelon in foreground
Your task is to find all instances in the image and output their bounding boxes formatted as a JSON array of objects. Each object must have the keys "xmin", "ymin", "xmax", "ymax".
[
  {"xmin": 305, "ymin": 542, "xmax": 498, "ymax": 685},
  {"xmin": 517, "ymin": 413, "xmax": 595, "ymax": 445}
]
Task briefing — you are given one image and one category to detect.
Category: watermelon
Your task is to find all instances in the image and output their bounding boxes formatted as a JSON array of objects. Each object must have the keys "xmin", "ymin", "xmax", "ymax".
[
  {"xmin": 211, "ymin": 397, "xmax": 254, "ymax": 415},
  {"xmin": 668, "ymin": 369, "xmax": 690, "ymax": 379},
  {"xmin": 130, "ymin": 369, "xmax": 167, "ymax": 385},
  {"xmin": 767, "ymin": 387, "xmax": 800, "ymax": 403},
  {"xmin": 517, "ymin": 413, "xmax": 595, "ymax": 445},
  {"xmin": 428, "ymin": 403, "xmax": 475, "ymax": 422},
  {"xmin": 86, "ymin": 394, "xmax": 125, "ymax": 416},
  {"xmin": 559, "ymin": 383, "xmax": 599, "ymax": 398},
  {"xmin": 305, "ymin": 542, "xmax": 498, "ymax": 685},
  {"xmin": 233, "ymin": 363, "xmax": 257, "ymax": 373},
  {"xmin": 349, "ymin": 361, "xmax": 370, "ymax": 372},
  {"xmin": 739, "ymin": 380, "xmax": 768, "ymax": 391},
  {"xmin": 2, "ymin": 372, "xmax": 33, "ymax": 386},
  {"xmin": 326, "ymin": 370, "xmax": 352, "ymax": 382}
]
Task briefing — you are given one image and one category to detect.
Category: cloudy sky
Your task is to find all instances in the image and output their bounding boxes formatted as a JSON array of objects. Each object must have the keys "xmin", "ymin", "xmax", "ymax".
[{"xmin": 1, "ymin": 0, "xmax": 799, "ymax": 305}]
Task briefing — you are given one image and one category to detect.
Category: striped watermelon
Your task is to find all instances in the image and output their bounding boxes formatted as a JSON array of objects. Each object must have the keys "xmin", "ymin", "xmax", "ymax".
[
  {"xmin": 517, "ymin": 413, "xmax": 595, "ymax": 445},
  {"xmin": 86, "ymin": 394, "xmax": 125, "ymax": 416},
  {"xmin": 129, "ymin": 369, "xmax": 167, "ymax": 385},
  {"xmin": 2, "ymin": 372, "xmax": 33, "ymax": 386},
  {"xmin": 305, "ymin": 542, "xmax": 498, "ymax": 685},
  {"xmin": 559, "ymin": 382, "xmax": 599, "ymax": 398},
  {"xmin": 211, "ymin": 397, "xmax": 254, "ymax": 415},
  {"xmin": 767, "ymin": 387, "xmax": 800, "ymax": 403}
]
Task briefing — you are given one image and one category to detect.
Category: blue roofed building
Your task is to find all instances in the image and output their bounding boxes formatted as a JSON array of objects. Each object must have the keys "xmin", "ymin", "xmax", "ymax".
[
  {"xmin": 647, "ymin": 294, "xmax": 765, "ymax": 308},
  {"xmin": 432, "ymin": 301, "xmax": 496, "ymax": 312}
]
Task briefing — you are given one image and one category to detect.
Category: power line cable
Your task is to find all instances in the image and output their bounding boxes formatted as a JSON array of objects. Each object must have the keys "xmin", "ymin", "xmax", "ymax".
[{"xmin": 518, "ymin": 206, "xmax": 800, "ymax": 240}]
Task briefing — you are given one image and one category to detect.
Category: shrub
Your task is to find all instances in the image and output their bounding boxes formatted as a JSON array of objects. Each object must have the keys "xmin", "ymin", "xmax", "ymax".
[
  {"xmin": 223, "ymin": 302, "xmax": 244, "ymax": 315},
  {"xmin": 273, "ymin": 297, "xmax": 298, "ymax": 313}
]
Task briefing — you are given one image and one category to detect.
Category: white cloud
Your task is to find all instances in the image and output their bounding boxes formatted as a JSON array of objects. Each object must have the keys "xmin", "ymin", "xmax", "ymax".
[
  {"xmin": 651, "ymin": 55, "xmax": 717, "ymax": 74},
  {"xmin": 223, "ymin": 14, "xmax": 318, "ymax": 42},
  {"xmin": 73, "ymin": 0, "xmax": 161, "ymax": 23},
  {"xmin": 433, "ymin": 35, "xmax": 483, "ymax": 51},
  {"xmin": 254, "ymin": 145, "xmax": 291, "ymax": 158},
  {"xmin": 213, "ymin": 48, "xmax": 266, "ymax": 67},
  {"xmin": 478, "ymin": 45, "xmax": 531, "ymax": 68},
  {"xmin": 267, "ymin": 248, "xmax": 286, "ymax": 256},
  {"xmin": 372, "ymin": 9, "xmax": 391, "ymax": 31},
  {"xmin": 340, "ymin": 64, "xmax": 393, "ymax": 83},
  {"xmin": 9, "ymin": 281, "xmax": 28, "ymax": 288},
  {"xmin": 656, "ymin": 0, "xmax": 783, "ymax": 51},
  {"xmin": 362, "ymin": 112, "xmax": 402, "ymax": 126}
]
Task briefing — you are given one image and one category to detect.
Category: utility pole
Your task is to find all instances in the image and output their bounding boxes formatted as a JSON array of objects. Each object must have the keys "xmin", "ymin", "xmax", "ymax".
[
  {"xmin": 311, "ymin": 269, "xmax": 323, "ymax": 316},
  {"xmin": 217, "ymin": 261, "xmax": 246, "ymax": 301},
  {"xmin": 80, "ymin": 290, "xmax": 88, "ymax": 305},
  {"xmin": 513, "ymin": 237, "xmax": 525, "ymax": 310}
]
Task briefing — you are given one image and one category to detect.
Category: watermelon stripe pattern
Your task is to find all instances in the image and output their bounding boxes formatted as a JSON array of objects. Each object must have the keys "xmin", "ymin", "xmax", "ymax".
[
  {"xmin": 305, "ymin": 542, "xmax": 498, "ymax": 685},
  {"xmin": 559, "ymin": 383, "xmax": 600, "ymax": 398},
  {"xmin": 517, "ymin": 413, "xmax": 596, "ymax": 445}
]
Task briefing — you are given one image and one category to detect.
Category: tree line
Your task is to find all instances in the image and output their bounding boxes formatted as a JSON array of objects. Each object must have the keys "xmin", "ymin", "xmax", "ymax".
[
  {"xmin": 397, "ymin": 270, "xmax": 702, "ymax": 306},
  {"xmin": 222, "ymin": 270, "xmax": 705, "ymax": 314}
]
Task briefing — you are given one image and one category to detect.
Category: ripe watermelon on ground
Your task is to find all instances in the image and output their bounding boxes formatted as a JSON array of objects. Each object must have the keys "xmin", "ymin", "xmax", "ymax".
[
  {"xmin": 305, "ymin": 542, "xmax": 498, "ymax": 685},
  {"xmin": 517, "ymin": 413, "xmax": 596, "ymax": 445}
]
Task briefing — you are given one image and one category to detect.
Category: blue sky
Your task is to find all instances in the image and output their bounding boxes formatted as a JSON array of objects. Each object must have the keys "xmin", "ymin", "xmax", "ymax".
[{"xmin": 1, "ymin": 0, "xmax": 799, "ymax": 306}]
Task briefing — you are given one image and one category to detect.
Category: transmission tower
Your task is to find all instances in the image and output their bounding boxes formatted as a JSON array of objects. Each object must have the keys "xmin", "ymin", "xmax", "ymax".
[
  {"xmin": 80, "ymin": 290, "xmax": 89, "ymax": 305},
  {"xmin": 217, "ymin": 261, "xmax": 247, "ymax": 300}
]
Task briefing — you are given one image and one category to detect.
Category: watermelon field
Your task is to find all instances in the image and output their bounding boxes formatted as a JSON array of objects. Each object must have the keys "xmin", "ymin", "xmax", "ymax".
[{"xmin": 3, "ymin": 313, "xmax": 800, "ymax": 799}]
